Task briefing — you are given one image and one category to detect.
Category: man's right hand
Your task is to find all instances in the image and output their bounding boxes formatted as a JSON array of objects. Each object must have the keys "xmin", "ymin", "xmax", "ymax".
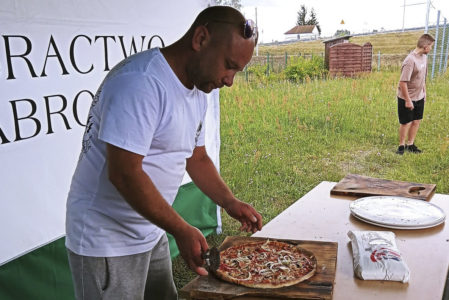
[{"xmin": 174, "ymin": 224, "xmax": 209, "ymax": 276}]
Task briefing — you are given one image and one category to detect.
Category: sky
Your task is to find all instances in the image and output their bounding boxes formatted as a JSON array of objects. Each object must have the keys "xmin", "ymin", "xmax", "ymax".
[{"xmin": 241, "ymin": 0, "xmax": 449, "ymax": 43}]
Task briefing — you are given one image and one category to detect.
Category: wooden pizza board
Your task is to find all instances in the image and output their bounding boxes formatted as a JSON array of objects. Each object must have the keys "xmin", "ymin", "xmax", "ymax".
[
  {"xmin": 179, "ymin": 236, "xmax": 338, "ymax": 300},
  {"xmin": 330, "ymin": 174, "xmax": 436, "ymax": 201}
]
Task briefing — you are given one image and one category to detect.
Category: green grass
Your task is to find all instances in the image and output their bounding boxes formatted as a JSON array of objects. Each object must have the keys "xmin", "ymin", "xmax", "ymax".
[{"xmin": 173, "ymin": 70, "xmax": 449, "ymax": 290}]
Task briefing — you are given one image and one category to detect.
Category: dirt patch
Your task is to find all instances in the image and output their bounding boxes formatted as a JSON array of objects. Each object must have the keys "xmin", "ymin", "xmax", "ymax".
[{"xmin": 334, "ymin": 149, "xmax": 377, "ymax": 174}]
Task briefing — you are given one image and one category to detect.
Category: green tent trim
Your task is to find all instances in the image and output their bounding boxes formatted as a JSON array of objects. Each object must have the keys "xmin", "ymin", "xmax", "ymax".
[
  {"xmin": 168, "ymin": 181, "xmax": 219, "ymax": 258},
  {"xmin": 0, "ymin": 182, "xmax": 218, "ymax": 300},
  {"xmin": 0, "ymin": 238, "xmax": 74, "ymax": 300}
]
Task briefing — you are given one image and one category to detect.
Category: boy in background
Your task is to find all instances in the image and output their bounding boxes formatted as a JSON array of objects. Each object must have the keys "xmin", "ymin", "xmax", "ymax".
[{"xmin": 396, "ymin": 33, "xmax": 434, "ymax": 155}]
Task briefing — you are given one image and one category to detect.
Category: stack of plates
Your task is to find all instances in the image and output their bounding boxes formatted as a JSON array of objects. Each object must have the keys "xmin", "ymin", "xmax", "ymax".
[{"xmin": 349, "ymin": 196, "xmax": 446, "ymax": 229}]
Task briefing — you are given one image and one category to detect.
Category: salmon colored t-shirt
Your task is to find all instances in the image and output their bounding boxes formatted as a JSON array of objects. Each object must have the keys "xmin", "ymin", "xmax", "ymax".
[{"xmin": 397, "ymin": 51, "xmax": 428, "ymax": 101}]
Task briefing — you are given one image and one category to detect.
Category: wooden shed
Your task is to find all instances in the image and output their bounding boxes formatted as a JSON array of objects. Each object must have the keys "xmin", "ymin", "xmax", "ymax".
[
  {"xmin": 323, "ymin": 35, "xmax": 352, "ymax": 69},
  {"xmin": 328, "ymin": 42, "xmax": 373, "ymax": 76},
  {"xmin": 323, "ymin": 36, "xmax": 372, "ymax": 76}
]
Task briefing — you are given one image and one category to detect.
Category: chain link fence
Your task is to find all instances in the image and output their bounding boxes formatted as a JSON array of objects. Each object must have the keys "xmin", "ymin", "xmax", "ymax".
[
  {"xmin": 241, "ymin": 51, "xmax": 418, "ymax": 82},
  {"xmin": 426, "ymin": 3, "xmax": 449, "ymax": 78},
  {"xmin": 247, "ymin": 53, "xmax": 323, "ymax": 74}
]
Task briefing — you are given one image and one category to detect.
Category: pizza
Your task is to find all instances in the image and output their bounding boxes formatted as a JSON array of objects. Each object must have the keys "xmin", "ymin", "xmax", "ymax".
[{"xmin": 214, "ymin": 239, "xmax": 317, "ymax": 288}]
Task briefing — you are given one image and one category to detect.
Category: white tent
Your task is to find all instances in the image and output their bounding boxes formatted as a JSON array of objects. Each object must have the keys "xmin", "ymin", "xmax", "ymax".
[{"xmin": 0, "ymin": 1, "xmax": 220, "ymax": 298}]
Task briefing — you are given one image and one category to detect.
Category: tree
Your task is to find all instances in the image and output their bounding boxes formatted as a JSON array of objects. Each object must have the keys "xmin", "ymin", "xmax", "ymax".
[
  {"xmin": 215, "ymin": 0, "xmax": 242, "ymax": 11},
  {"xmin": 296, "ymin": 5, "xmax": 307, "ymax": 26},
  {"xmin": 296, "ymin": 5, "xmax": 321, "ymax": 36},
  {"xmin": 307, "ymin": 8, "xmax": 321, "ymax": 35}
]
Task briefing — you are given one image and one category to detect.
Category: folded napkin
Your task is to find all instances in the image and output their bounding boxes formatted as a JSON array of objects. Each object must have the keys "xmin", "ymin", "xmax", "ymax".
[{"xmin": 348, "ymin": 230, "xmax": 410, "ymax": 283}]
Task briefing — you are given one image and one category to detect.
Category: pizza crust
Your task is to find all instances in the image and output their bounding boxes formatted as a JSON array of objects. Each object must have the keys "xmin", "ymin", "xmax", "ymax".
[{"xmin": 214, "ymin": 240, "xmax": 317, "ymax": 289}]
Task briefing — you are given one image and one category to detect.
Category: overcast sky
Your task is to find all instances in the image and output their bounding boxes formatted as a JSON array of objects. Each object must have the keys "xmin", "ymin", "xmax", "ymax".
[{"xmin": 241, "ymin": 0, "xmax": 449, "ymax": 43}]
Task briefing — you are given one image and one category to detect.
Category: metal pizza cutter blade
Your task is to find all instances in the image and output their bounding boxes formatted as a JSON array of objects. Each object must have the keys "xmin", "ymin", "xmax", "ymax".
[{"xmin": 201, "ymin": 247, "xmax": 220, "ymax": 272}]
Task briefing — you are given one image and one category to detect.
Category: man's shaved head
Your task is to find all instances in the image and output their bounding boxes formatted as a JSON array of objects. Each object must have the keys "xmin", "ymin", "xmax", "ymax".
[{"xmin": 186, "ymin": 6, "xmax": 246, "ymax": 42}]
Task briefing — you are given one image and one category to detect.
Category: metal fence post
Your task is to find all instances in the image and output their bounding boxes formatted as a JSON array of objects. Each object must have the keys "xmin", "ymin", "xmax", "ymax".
[
  {"xmin": 431, "ymin": 10, "xmax": 441, "ymax": 79},
  {"xmin": 445, "ymin": 22, "xmax": 449, "ymax": 71},
  {"xmin": 285, "ymin": 52, "xmax": 288, "ymax": 69},
  {"xmin": 425, "ymin": 0, "xmax": 431, "ymax": 33},
  {"xmin": 439, "ymin": 18, "xmax": 447, "ymax": 74},
  {"xmin": 378, "ymin": 51, "xmax": 381, "ymax": 71},
  {"xmin": 266, "ymin": 52, "xmax": 270, "ymax": 76}
]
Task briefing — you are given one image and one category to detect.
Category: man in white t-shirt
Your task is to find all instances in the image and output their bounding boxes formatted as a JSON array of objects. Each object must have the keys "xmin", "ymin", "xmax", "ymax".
[
  {"xmin": 396, "ymin": 33, "xmax": 434, "ymax": 155},
  {"xmin": 65, "ymin": 6, "xmax": 262, "ymax": 300}
]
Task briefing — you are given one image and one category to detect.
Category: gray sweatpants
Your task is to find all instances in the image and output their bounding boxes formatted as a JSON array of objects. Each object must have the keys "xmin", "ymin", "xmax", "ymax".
[{"xmin": 67, "ymin": 234, "xmax": 178, "ymax": 300}]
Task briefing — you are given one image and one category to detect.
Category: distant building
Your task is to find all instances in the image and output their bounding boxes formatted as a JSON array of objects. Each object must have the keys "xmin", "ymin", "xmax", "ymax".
[{"xmin": 284, "ymin": 25, "xmax": 319, "ymax": 41}]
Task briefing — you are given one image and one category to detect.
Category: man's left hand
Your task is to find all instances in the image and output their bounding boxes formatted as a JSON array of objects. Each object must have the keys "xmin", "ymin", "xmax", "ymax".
[{"xmin": 223, "ymin": 199, "xmax": 263, "ymax": 233}]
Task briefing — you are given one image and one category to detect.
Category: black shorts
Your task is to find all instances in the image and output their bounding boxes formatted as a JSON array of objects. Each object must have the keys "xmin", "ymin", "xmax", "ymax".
[{"xmin": 397, "ymin": 97, "xmax": 424, "ymax": 125}]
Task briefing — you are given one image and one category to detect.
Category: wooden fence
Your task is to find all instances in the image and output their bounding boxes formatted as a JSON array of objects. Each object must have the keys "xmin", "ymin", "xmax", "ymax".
[{"xmin": 328, "ymin": 42, "xmax": 373, "ymax": 76}]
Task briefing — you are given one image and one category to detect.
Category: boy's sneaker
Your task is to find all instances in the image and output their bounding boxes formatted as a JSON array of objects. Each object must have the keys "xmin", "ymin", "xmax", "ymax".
[
  {"xmin": 406, "ymin": 144, "xmax": 422, "ymax": 153},
  {"xmin": 396, "ymin": 145, "xmax": 405, "ymax": 155}
]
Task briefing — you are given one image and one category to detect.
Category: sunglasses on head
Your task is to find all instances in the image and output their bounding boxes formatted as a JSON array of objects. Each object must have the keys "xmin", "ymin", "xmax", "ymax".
[
  {"xmin": 205, "ymin": 19, "xmax": 259, "ymax": 45},
  {"xmin": 243, "ymin": 19, "xmax": 258, "ymax": 44}
]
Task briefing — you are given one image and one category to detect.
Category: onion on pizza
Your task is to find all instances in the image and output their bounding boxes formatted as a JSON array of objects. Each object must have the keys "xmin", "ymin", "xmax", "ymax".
[{"xmin": 214, "ymin": 240, "xmax": 317, "ymax": 289}]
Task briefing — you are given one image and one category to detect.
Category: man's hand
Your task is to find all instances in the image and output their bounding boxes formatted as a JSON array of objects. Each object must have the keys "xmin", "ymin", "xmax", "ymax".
[
  {"xmin": 405, "ymin": 100, "xmax": 414, "ymax": 110},
  {"xmin": 223, "ymin": 199, "xmax": 263, "ymax": 233},
  {"xmin": 173, "ymin": 225, "xmax": 209, "ymax": 276},
  {"xmin": 186, "ymin": 146, "xmax": 263, "ymax": 233}
]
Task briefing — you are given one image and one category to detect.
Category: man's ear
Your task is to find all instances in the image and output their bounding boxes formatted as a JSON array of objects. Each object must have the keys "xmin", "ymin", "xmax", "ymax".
[{"xmin": 192, "ymin": 25, "xmax": 209, "ymax": 51}]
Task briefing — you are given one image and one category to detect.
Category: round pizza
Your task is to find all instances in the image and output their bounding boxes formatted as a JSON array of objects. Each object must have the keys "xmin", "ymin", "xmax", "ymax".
[{"xmin": 215, "ymin": 240, "xmax": 317, "ymax": 289}]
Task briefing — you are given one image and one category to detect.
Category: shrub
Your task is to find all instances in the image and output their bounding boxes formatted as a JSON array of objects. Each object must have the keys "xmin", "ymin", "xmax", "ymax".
[
  {"xmin": 284, "ymin": 56, "xmax": 327, "ymax": 82},
  {"xmin": 246, "ymin": 64, "xmax": 268, "ymax": 80}
]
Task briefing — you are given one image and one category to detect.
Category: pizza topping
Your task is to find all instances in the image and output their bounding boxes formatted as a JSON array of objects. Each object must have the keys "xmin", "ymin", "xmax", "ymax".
[{"xmin": 215, "ymin": 240, "xmax": 317, "ymax": 288}]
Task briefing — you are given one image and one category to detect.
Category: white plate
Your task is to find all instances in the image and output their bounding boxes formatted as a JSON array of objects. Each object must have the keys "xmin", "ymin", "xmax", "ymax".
[
  {"xmin": 349, "ymin": 196, "xmax": 446, "ymax": 229},
  {"xmin": 350, "ymin": 211, "xmax": 445, "ymax": 230}
]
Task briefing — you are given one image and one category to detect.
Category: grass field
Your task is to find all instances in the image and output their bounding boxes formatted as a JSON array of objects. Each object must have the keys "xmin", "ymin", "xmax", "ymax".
[
  {"xmin": 257, "ymin": 30, "xmax": 422, "ymax": 56},
  {"xmin": 172, "ymin": 30, "xmax": 449, "ymax": 290}
]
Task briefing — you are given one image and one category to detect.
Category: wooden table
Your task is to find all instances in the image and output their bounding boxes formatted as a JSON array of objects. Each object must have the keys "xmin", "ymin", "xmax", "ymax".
[{"xmin": 251, "ymin": 181, "xmax": 449, "ymax": 300}]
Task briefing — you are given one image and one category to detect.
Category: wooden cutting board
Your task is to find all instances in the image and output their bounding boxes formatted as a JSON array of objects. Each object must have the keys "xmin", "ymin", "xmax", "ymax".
[
  {"xmin": 330, "ymin": 174, "xmax": 436, "ymax": 201},
  {"xmin": 179, "ymin": 236, "xmax": 338, "ymax": 300}
]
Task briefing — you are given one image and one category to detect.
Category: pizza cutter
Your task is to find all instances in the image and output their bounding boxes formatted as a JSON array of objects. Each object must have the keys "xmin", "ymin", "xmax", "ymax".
[{"xmin": 201, "ymin": 247, "xmax": 220, "ymax": 272}]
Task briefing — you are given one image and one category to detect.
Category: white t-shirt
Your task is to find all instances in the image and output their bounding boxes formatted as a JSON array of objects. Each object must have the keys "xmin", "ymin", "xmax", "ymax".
[{"xmin": 66, "ymin": 48, "xmax": 208, "ymax": 257}]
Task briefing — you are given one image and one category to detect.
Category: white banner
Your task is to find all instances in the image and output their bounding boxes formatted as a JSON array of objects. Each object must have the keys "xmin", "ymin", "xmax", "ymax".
[{"xmin": 0, "ymin": 0, "xmax": 217, "ymax": 265}]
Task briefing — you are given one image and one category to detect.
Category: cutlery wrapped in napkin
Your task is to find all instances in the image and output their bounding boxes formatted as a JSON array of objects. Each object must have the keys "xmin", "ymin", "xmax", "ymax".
[{"xmin": 348, "ymin": 230, "xmax": 410, "ymax": 283}]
